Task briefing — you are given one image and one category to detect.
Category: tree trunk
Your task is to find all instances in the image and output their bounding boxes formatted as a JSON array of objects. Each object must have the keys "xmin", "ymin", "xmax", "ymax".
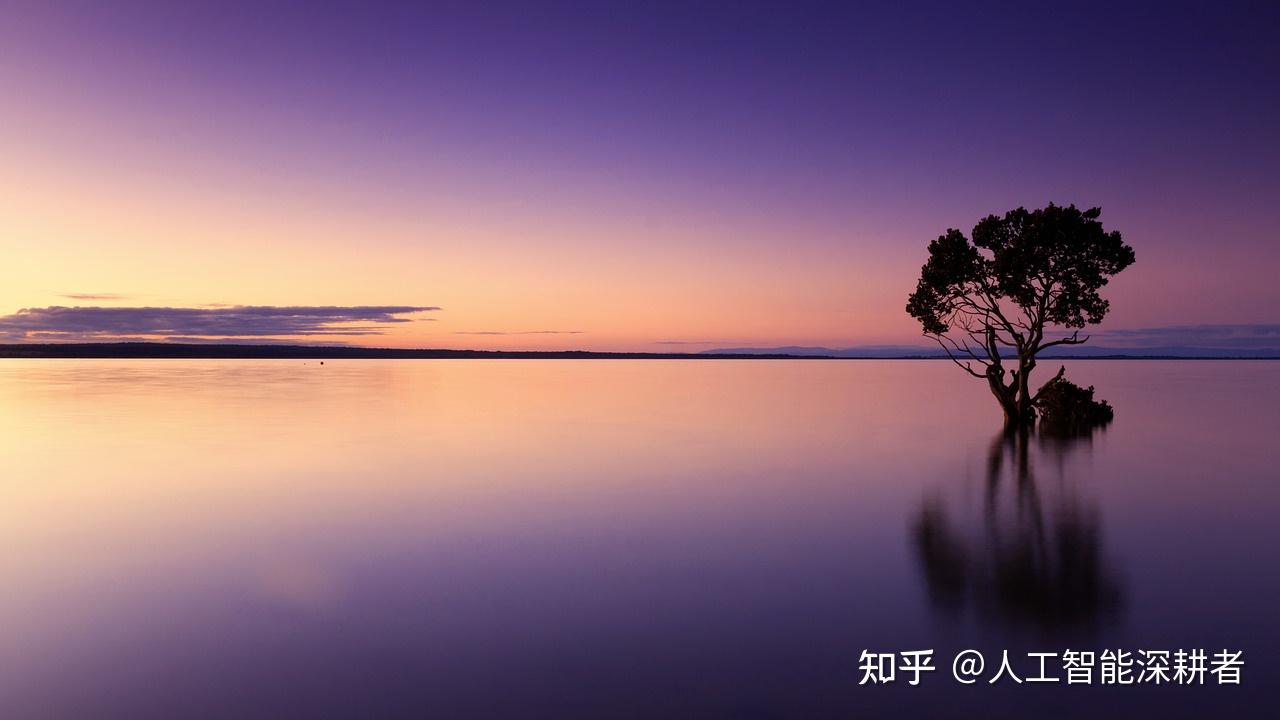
[
  {"xmin": 1001, "ymin": 400, "xmax": 1034, "ymax": 429},
  {"xmin": 987, "ymin": 371, "xmax": 1027, "ymax": 428},
  {"xmin": 1012, "ymin": 354, "xmax": 1037, "ymax": 426}
]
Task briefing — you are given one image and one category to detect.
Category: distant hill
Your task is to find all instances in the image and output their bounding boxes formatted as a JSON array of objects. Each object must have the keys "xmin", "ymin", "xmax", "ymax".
[
  {"xmin": 704, "ymin": 345, "xmax": 937, "ymax": 358},
  {"xmin": 704, "ymin": 345, "xmax": 1280, "ymax": 359}
]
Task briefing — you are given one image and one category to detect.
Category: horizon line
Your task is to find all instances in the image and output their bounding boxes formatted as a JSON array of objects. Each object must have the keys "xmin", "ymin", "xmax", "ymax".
[{"xmin": 1, "ymin": 341, "xmax": 1276, "ymax": 361}]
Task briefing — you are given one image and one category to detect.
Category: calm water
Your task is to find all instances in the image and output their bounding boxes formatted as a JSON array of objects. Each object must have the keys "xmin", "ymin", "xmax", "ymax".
[{"xmin": 0, "ymin": 360, "xmax": 1276, "ymax": 718}]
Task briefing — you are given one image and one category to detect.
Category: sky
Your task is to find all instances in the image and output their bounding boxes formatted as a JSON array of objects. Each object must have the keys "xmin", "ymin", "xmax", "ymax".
[{"xmin": 1, "ymin": 1, "xmax": 1277, "ymax": 350}]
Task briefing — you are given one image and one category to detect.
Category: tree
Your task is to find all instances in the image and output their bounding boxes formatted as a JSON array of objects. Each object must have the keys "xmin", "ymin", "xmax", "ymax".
[{"xmin": 906, "ymin": 204, "xmax": 1135, "ymax": 427}]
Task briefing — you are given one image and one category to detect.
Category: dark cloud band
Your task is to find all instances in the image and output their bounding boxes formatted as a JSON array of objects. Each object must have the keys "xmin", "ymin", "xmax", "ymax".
[
  {"xmin": 0, "ymin": 305, "xmax": 438, "ymax": 341},
  {"xmin": 1089, "ymin": 324, "xmax": 1280, "ymax": 350}
]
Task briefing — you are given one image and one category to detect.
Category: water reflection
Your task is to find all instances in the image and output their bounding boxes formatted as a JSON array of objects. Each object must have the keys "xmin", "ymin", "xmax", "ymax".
[
  {"xmin": 912, "ymin": 428, "xmax": 1124, "ymax": 632},
  {"xmin": 2, "ymin": 360, "xmax": 1275, "ymax": 716}
]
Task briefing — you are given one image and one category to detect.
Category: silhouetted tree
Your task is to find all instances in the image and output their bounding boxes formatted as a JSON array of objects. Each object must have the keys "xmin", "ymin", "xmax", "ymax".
[{"xmin": 906, "ymin": 204, "xmax": 1135, "ymax": 426}]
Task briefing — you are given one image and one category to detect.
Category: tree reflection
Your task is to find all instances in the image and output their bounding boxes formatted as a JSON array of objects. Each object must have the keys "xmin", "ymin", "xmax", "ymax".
[{"xmin": 912, "ymin": 428, "xmax": 1123, "ymax": 632}]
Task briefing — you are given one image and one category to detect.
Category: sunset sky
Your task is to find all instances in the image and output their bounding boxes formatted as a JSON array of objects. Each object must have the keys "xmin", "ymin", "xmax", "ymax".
[{"xmin": 2, "ymin": 1, "xmax": 1277, "ymax": 350}]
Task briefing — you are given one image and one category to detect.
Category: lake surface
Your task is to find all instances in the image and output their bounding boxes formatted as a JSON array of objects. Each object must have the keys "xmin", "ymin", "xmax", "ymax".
[{"xmin": 0, "ymin": 360, "xmax": 1276, "ymax": 718}]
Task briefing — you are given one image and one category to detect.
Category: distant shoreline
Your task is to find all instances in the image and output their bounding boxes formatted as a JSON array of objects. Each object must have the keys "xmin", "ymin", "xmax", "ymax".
[
  {"xmin": 0, "ymin": 343, "xmax": 1275, "ymax": 360},
  {"xmin": 0, "ymin": 343, "xmax": 831, "ymax": 360}
]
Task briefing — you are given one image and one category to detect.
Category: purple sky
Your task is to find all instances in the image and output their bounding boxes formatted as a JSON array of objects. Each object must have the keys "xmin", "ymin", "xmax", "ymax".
[{"xmin": 2, "ymin": 1, "xmax": 1277, "ymax": 349}]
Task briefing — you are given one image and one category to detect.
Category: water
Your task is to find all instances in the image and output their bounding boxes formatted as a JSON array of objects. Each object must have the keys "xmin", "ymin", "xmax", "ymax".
[{"xmin": 0, "ymin": 359, "xmax": 1275, "ymax": 718}]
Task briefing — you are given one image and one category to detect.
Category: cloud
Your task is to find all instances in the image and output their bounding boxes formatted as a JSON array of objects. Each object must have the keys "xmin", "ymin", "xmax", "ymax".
[
  {"xmin": 60, "ymin": 292, "xmax": 131, "ymax": 301},
  {"xmin": 654, "ymin": 340, "xmax": 715, "ymax": 345},
  {"xmin": 452, "ymin": 330, "xmax": 583, "ymax": 335},
  {"xmin": 0, "ymin": 305, "xmax": 438, "ymax": 341},
  {"xmin": 1083, "ymin": 323, "xmax": 1280, "ymax": 350}
]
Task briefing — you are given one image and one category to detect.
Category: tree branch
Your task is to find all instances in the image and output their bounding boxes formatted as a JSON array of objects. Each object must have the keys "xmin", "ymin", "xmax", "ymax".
[
  {"xmin": 1037, "ymin": 330, "xmax": 1089, "ymax": 351},
  {"xmin": 1031, "ymin": 365, "xmax": 1067, "ymax": 402},
  {"xmin": 931, "ymin": 335, "xmax": 986, "ymax": 378}
]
